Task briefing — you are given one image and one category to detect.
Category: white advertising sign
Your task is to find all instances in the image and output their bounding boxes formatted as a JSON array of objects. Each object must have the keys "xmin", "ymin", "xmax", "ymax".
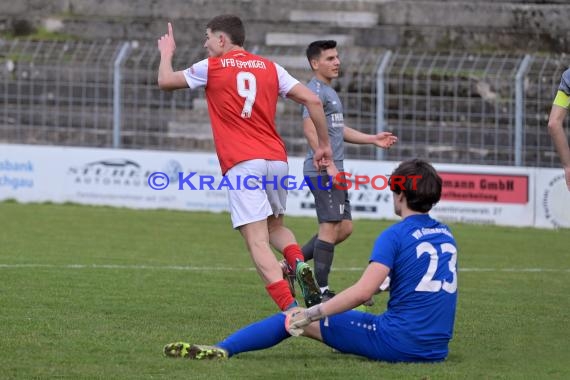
[
  {"xmin": 287, "ymin": 158, "xmax": 398, "ymax": 220},
  {"xmin": 430, "ymin": 163, "xmax": 535, "ymax": 227},
  {"xmin": 0, "ymin": 144, "xmax": 64, "ymax": 203},
  {"xmin": 1, "ymin": 144, "xmax": 564, "ymax": 229},
  {"xmin": 534, "ymin": 169, "xmax": 570, "ymax": 229},
  {"xmin": 62, "ymin": 148, "xmax": 228, "ymax": 212},
  {"xmin": 290, "ymin": 159, "xmax": 535, "ymax": 227},
  {"xmin": 0, "ymin": 144, "xmax": 230, "ymax": 212}
]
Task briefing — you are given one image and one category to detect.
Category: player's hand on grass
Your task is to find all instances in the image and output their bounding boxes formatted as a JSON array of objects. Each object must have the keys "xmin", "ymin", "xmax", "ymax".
[{"xmin": 158, "ymin": 22, "xmax": 176, "ymax": 59}]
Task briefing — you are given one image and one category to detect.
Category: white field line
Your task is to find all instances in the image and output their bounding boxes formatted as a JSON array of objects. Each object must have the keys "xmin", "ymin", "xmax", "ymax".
[{"xmin": 0, "ymin": 264, "xmax": 569, "ymax": 273}]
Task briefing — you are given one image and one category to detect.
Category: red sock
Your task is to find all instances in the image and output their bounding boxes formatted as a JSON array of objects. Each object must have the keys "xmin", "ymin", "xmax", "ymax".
[
  {"xmin": 283, "ymin": 244, "xmax": 304, "ymax": 270},
  {"xmin": 266, "ymin": 280, "xmax": 296, "ymax": 311}
]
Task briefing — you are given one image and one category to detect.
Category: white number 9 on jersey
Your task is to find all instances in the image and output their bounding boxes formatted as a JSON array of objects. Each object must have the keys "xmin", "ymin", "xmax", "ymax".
[{"xmin": 236, "ymin": 71, "xmax": 257, "ymax": 118}]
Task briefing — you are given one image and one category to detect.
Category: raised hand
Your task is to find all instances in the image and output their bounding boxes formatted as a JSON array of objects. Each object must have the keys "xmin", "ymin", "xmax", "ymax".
[{"xmin": 157, "ymin": 22, "xmax": 176, "ymax": 58}]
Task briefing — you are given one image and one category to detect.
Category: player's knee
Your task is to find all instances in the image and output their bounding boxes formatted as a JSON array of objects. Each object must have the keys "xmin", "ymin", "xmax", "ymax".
[
  {"xmin": 336, "ymin": 221, "xmax": 353, "ymax": 243},
  {"xmin": 318, "ymin": 222, "xmax": 338, "ymax": 241},
  {"xmin": 267, "ymin": 216, "xmax": 285, "ymax": 233},
  {"xmin": 245, "ymin": 236, "xmax": 271, "ymax": 253}
]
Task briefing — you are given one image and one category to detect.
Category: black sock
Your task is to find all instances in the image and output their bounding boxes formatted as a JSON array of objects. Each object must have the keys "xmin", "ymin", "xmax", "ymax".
[
  {"xmin": 301, "ymin": 234, "xmax": 318, "ymax": 261},
  {"xmin": 313, "ymin": 239, "xmax": 335, "ymax": 288}
]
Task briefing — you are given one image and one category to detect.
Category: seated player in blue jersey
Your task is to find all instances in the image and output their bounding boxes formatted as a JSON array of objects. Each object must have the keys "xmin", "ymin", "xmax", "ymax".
[{"xmin": 163, "ymin": 158, "xmax": 458, "ymax": 362}]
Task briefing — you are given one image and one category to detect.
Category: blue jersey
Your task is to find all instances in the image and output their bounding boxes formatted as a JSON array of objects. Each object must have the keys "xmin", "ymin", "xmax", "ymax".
[{"xmin": 371, "ymin": 214, "xmax": 458, "ymax": 358}]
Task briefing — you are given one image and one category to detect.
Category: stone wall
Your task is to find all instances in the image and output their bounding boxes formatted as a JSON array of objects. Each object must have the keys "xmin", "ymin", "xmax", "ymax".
[{"xmin": 1, "ymin": 0, "xmax": 570, "ymax": 51}]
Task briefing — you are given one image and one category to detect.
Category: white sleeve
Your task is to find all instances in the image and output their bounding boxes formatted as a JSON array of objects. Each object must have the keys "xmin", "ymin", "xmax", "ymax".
[
  {"xmin": 274, "ymin": 63, "xmax": 300, "ymax": 97},
  {"xmin": 183, "ymin": 59, "xmax": 208, "ymax": 89}
]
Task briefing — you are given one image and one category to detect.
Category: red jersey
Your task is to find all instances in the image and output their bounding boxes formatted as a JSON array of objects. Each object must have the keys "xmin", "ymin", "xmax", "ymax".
[{"xmin": 183, "ymin": 50, "xmax": 299, "ymax": 174}]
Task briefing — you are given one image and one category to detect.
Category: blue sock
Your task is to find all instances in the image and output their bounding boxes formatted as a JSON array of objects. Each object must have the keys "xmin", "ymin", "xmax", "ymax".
[
  {"xmin": 286, "ymin": 300, "xmax": 298, "ymax": 310},
  {"xmin": 216, "ymin": 313, "xmax": 290, "ymax": 357}
]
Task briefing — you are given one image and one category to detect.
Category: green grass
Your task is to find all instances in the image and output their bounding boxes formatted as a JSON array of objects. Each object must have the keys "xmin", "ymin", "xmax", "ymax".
[{"xmin": 0, "ymin": 202, "xmax": 569, "ymax": 379}]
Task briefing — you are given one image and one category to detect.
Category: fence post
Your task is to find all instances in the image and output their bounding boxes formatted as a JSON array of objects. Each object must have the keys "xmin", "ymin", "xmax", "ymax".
[
  {"xmin": 375, "ymin": 50, "xmax": 392, "ymax": 161},
  {"xmin": 515, "ymin": 54, "xmax": 532, "ymax": 166},
  {"xmin": 113, "ymin": 42, "xmax": 132, "ymax": 149}
]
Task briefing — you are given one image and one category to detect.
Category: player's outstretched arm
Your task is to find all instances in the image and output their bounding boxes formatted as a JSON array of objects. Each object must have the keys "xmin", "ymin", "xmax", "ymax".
[
  {"xmin": 320, "ymin": 262, "xmax": 389, "ymax": 316},
  {"xmin": 547, "ymin": 104, "xmax": 570, "ymax": 191},
  {"xmin": 344, "ymin": 126, "xmax": 398, "ymax": 149},
  {"xmin": 157, "ymin": 22, "xmax": 188, "ymax": 91},
  {"xmin": 287, "ymin": 262, "xmax": 390, "ymax": 336}
]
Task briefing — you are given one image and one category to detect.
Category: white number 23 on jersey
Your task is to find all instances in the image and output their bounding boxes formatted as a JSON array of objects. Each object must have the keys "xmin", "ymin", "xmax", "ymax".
[{"xmin": 415, "ymin": 242, "xmax": 457, "ymax": 293}]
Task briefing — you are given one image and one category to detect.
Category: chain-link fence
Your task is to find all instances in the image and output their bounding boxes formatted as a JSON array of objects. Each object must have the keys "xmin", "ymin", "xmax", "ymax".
[{"xmin": 1, "ymin": 40, "xmax": 568, "ymax": 168}]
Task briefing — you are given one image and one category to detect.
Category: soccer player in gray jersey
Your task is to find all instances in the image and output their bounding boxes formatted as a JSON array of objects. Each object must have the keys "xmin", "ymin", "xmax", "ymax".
[
  {"xmin": 294, "ymin": 40, "xmax": 398, "ymax": 300},
  {"xmin": 547, "ymin": 68, "xmax": 570, "ymax": 191}
]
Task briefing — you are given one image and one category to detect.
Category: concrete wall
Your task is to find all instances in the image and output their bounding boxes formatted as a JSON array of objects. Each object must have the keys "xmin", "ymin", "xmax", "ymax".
[{"xmin": 1, "ymin": 0, "xmax": 570, "ymax": 51}]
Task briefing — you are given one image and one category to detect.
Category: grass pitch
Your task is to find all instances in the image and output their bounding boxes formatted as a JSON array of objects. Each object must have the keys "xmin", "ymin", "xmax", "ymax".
[{"xmin": 1, "ymin": 201, "xmax": 569, "ymax": 379}]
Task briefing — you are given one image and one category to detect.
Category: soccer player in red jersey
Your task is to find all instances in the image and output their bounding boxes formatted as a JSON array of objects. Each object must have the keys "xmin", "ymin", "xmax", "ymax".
[{"xmin": 157, "ymin": 15, "xmax": 336, "ymax": 310}]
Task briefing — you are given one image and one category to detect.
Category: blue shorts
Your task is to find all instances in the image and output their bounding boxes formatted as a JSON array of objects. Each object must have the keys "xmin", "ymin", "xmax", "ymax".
[
  {"xmin": 319, "ymin": 310, "xmax": 447, "ymax": 362},
  {"xmin": 320, "ymin": 310, "xmax": 398, "ymax": 361}
]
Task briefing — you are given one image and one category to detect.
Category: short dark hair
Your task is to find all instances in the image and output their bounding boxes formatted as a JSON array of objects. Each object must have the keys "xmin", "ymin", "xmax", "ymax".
[
  {"xmin": 206, "ymin": 15, "xmax": 245, "ymax": 46},
  {"xmin": 389, "ymin": 158, "xmax": 442, "ymax": 213},
  {"xmin": 306, "ymin": 40, "xmax": 337, "ymax": 66}
]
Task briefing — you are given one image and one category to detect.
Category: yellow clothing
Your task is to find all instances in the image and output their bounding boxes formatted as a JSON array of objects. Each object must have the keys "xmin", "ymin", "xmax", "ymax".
[{"xmin": 553, "ymin": 90, "xmax": 570, "ymax": 109}]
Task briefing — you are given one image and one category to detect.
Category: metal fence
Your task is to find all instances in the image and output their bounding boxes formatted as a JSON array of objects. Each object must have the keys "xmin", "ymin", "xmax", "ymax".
[{"xmin": 1, "ymin": 39, "xmax": 568, "ymax": 168}]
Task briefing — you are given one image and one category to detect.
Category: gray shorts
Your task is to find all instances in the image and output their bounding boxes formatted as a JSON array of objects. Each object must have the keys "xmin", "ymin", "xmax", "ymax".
[{"xmin": 307, "ymin": 175, "xmax": 352, "ymax": 223}]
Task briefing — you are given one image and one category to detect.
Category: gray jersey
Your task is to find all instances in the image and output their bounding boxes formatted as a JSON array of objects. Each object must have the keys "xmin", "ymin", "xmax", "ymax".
[
  {"xmin": 302, "ymin": 78, "xmax": 345, "ymax": 176},
  {"xmin": 558, "ymin": 68, "xmax": 570, "ymax": 95}
]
